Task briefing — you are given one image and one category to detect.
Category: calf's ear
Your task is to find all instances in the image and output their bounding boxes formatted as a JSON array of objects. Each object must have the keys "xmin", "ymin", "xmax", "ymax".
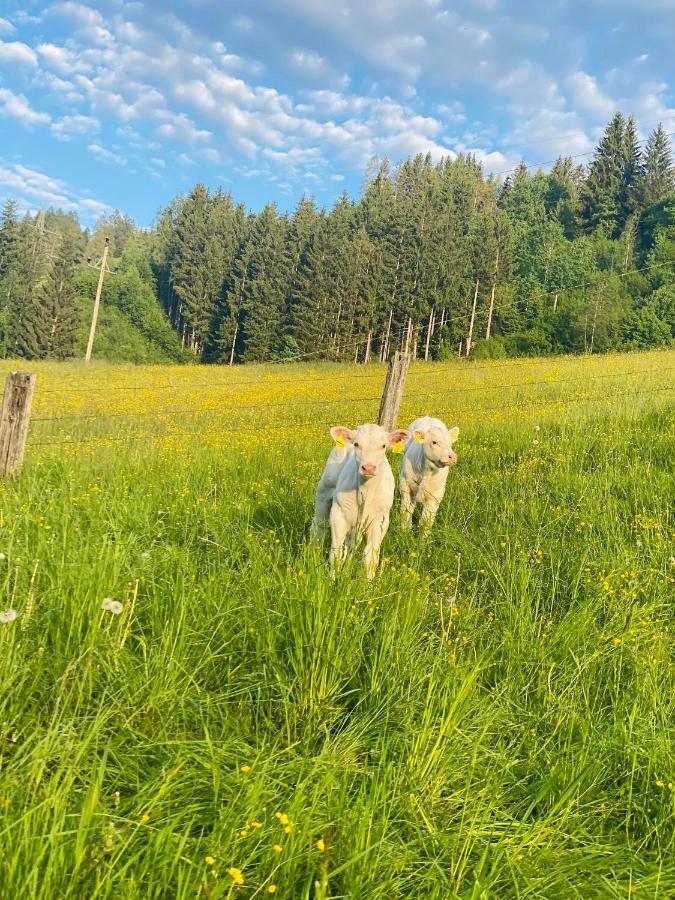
[
  {"xmin": 330, "ymin": 426, "xmax": 355, "ymax": 446},
  {"xmin": 448, "ymin": 426, "xmax": 459, "ymax": 441},
  {"xmin": 388, "ymin": 429, "xmax": 410, "ymax": 447}
]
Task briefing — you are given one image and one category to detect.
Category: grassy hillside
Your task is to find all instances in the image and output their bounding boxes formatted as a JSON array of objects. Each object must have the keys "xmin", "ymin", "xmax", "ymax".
[{"xmin": 0, "ymin": 350, "xmax": 673, "ymax": 898}]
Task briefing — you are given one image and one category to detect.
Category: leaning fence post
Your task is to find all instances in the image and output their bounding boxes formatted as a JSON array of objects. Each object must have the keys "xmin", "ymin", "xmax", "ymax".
[
  {"xmin": 378, "ymin": 351, "xmax": 410, "ymax": 432},
  {"xmin": 0, "ymin": 372, "xmax": 36, "ymax": 480}
]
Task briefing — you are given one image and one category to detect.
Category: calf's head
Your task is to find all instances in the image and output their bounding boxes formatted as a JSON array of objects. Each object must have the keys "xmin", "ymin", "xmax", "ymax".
[
  {"xmin": 414, "ymin": 424, "xmax": 459, "ymax": 468},
  {"xmin": 330, "ymin": 424, "xmax": 410, "ymax": 478}
]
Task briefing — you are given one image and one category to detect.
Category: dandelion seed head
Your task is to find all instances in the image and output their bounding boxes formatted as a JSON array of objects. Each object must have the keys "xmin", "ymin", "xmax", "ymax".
[
  {"xmin": 0, "ymin": 608, "xmax": 17, "ymax": 623},
  {"xmin": 102, "ymin": 598, "xmax": 123, "ymax": 614}
]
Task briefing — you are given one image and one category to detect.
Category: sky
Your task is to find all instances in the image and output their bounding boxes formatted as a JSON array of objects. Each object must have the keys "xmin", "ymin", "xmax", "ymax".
[{"xmin": 1, "ymin": 0, "xmax": 674, "ymax": 228}]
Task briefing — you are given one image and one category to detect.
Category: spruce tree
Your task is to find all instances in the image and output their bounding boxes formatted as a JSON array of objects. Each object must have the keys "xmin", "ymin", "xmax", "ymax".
[
  {"xmin": 580, "ymin": 112, "xmax": 626, "ymax": 236},
  {"xmin": 637, "ymin": 124, "xmax": 675, "ymax": 209},
  {"xmin": 43, "ymin": 233, "xmax": 79, "ymax": 358}
]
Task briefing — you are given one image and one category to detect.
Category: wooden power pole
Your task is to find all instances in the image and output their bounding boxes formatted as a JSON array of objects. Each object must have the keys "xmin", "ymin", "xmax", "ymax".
[{"xmin": 85, "ymin": 237, "xmax": 110, "ymax": 363}]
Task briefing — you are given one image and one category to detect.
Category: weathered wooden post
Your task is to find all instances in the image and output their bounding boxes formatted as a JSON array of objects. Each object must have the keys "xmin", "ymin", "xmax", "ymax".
[
  {"xmin": 0, "ymin": 372, "xmax": 36, "ymax": 480},
  {"xmin": 378, "ymin": 350, "xmax": 410, "ymax": 431}
]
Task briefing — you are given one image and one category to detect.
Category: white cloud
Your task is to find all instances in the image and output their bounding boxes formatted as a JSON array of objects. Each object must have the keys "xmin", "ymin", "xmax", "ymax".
[
  {"xmin": 0, "ymin": 88, "xmax": 50, "ymax": 128},
  {"xmin": 37, "ymin": 42, "xmax": 91, "ymax": 74},
  {"xmin": 291, "ymin": 49, "xmax": 324, "ymax": 71},
  {"xmin": 88, "ymin": 143, "xmax": 128, "ymax": 166},
  {"xmin": 0, "ymin": 39, "xmax": 38, "ymax": 67},
  {"xmin": 0, "ymin": 18, "xmax": 16, "ymax": 35},
  {"xmin": 0, "ymin": 160, "xmax": 110, "ymax": 220},
  {"xmin": 566, "ymin": 71, "xmax": 616, "ymax": 119},
  {"xmin": 52, "ymin": 113, "xmax": 100, "ymax": 140},
  {"xmin": 48, "ymin": 2, "xmax": 104, "ymax": 29}
]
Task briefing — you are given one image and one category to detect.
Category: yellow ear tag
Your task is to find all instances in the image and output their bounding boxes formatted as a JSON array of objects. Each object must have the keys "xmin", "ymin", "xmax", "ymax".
[
  {"xmin": 414, "ymin": 431, "xmax": 424, "ymax": 443},
  {"xmin": 334, "ymin": 434, "xmax": 346, "ymax": 449},
  {"xmin": 392, "ymin": 441, "xmax": 405, "ymax": 454}
]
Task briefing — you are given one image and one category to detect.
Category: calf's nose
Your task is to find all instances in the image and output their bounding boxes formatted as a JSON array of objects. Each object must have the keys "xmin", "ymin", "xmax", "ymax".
[
  {"xmin": 448, "ymin": 453, "xmax": 457, "ymax": 465},
  {"xmin": 361, "ymin": 463, "xmax": 377, "ymax": 476}
]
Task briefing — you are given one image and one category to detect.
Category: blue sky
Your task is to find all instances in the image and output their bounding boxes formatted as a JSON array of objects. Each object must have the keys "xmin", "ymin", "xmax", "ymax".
[{"xmin": 1, "ymin": 0, "xmax": 674, "ymax": 227}]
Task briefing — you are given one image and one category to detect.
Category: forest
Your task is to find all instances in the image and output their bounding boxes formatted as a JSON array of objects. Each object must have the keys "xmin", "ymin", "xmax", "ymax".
[{"xmin": 0, "ymin": 112, "xmax": 673, "ymax": 364}]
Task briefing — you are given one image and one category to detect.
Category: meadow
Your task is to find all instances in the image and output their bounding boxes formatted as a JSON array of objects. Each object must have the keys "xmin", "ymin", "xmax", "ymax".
[{"xmin": 0, "ymin": 349, "xmax": 673, "ymax": 899}]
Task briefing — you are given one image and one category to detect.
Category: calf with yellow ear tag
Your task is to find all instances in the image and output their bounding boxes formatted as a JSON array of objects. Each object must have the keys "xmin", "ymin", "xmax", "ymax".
[
  {"xmin": 311, "ymin": 422, "xmax": 410, "ymax": 578},
  {"xmin": 399, "ymin": 416, "xmax": 459, "ymax": 533}
]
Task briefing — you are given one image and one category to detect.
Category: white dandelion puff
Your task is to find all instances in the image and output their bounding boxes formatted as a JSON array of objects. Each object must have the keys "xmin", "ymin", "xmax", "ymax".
[
  {"xmin": 141, "ymin": 552, "xmax": 151, "ymax": 560},
  {"xmin": 0, "ymin": 608, "xmax": 17, "ymax": 623},
  {"xmin": 101, "ymin": 598, "xmax": 123, "ymax": 615},
  {"xmin": 534, "ymin": 425, "xmax": 541, "ymax": 432},
  {"xmin": 0, "ymin": 553, "xmax": 6, "ymax": 561}
]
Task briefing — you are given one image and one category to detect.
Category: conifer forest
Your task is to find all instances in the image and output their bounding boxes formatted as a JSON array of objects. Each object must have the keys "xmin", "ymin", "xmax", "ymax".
[{"xmin": 1, "ymin": 114, "xmax": 673, "ymax": 364}]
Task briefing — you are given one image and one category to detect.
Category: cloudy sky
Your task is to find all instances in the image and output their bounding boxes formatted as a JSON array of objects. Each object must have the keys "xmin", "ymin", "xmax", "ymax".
[{"xmin": 1, "ymin": 0, "xmax": 674, "ymax": 226}]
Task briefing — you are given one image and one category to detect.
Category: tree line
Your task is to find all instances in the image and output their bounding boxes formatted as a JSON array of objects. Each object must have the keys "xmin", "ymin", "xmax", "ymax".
[{"xmin": 0, "ymin": 113, "xmax": 673, "ymax": 364}]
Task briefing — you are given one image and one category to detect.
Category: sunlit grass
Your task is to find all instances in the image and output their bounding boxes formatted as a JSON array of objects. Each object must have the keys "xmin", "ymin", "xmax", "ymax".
[{"xmin": 0, "ymin": 349, "xmax": 673, "ymax": 897}]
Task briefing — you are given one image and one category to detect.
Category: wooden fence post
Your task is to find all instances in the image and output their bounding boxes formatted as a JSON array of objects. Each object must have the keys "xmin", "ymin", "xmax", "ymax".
[
  {"xmin": 378, "ymin": 350, "xmax": 410, "ymax": 431},
  {"xmin": 0, "ymin": 372, "xmax": 36, "ymax": 480}
]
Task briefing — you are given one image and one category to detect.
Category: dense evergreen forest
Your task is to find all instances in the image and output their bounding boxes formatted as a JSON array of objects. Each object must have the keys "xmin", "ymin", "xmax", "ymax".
[{"xmin": 1, "ymin": 113, "xmax": 673, "ymax": 364}]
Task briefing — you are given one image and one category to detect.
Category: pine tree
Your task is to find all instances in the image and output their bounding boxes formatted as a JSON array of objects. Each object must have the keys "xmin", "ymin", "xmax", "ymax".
[
  {"xmin": 620, "ymin": 116, "xmax": 642, "ymax": 224},
  {"xmin": 170, "ymin": 183, "xmax": 213, "ymax": 354},
  {"xmin": 637, "ymin": 124, "xmax": 675, "ymax": 209},
  {"xmin": 580, "ymin": 112, "xmax": 626, "ymax": 236},
  {"xmin": 42, "ymin": 233, "xmax": 79, "ymax": 358}
]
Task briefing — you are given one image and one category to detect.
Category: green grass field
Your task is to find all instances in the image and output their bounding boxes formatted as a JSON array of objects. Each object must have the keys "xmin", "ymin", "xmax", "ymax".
[{"xmin": 0, "ymin": 350, "xmax": 673, "ymax": 898}]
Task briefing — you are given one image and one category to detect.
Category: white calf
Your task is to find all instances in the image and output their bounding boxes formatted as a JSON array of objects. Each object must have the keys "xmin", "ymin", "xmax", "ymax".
[
  {"xmin": 400, "ymin": 416, "xmax": 459, "ymax": 532},
  {"xmin": 312, "ymin": 423, "xmax": 410, "ymax": 579}
]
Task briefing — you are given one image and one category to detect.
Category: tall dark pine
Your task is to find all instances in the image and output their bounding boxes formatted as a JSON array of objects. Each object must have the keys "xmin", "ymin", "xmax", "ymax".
[
  {"xmin": 620, "ymin": 116, "xmax": 642, "ymax": 224},
  {"xmin": 170, "ymin": 184, "xmax": 212, "ymax": 354},
  {"xmin": 43, "ymin": 233, "xmax": 79, "ymax": 358},
  {"xmin": 638, "ymin": 124, "xmax": 675, "ymax": 208},
  {"xmin": 581, "ymin": 113, "xmax": 626, "ymax": 236}
]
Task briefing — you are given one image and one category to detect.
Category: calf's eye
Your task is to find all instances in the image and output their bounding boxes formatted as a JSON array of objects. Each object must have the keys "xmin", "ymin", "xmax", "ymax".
[
  {"xmin": 354, "ymin": 442, "xmax": 359, "ymax": 448},
  {"xmin": 381, "ymin": 444, "xmax": 386, "ymax": 449}
]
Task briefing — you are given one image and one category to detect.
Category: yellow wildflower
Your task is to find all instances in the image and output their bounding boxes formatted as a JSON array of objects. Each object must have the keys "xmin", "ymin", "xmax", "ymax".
[
  {"xmin": 274, "ymin": 812, "xmax": 290, "ymax": 826},
  {"xmin": 240, "ymin": 764, "xmax": 251, "ymax": 773},
  {"xmin": 268, "ymin": 886, "xmax": 277, "ymax": 894},
  {"xmin": 316, "ymin": 838, "xmax": 326, "ymax": 851},
  {"xmin": 205, "ymin": 856, "xmax": 215, "ymax": 866},
  {"xmin": 228, "ymin": 867, "xmax": 244, "ymax": 886}
]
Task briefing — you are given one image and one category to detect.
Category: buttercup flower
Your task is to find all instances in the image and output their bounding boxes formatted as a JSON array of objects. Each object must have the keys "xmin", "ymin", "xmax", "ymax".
[{"xmin": 228, "ymin": 867, "xmax": 244, "ymax": 886}]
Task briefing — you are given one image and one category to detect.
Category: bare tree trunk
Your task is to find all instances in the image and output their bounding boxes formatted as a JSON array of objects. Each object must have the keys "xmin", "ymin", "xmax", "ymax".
[
  {"xmin": 486, "ymin": 283, "xmax": 496, "ymax": 340},
  {"xmin": 424, "ymin": 309, "xmax": 434, "ymax": 360},
  {"xmin": 228, "ymin": 320, "xmax": 238, "ymax": 365},
  {"xmin": 466, "ymin": 278, "xmax": 479, "ymax": 356},
  {"xmin": 365, "ymin": 330, "xmax": 372, "ymax": 364},
  {"xmin": 381, "ymin": 309, "xmax": 393, "ymax": 361}
]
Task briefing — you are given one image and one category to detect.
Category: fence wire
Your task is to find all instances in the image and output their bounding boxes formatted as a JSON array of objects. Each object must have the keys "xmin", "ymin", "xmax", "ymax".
[{"xmin": 27, "ymin": 381, "xmax": 674, "ymax": 450}]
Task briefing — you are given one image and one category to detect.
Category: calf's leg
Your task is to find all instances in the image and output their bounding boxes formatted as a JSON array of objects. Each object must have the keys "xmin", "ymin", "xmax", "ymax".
[
  {"xmin": 364, "ymin": 512, "xmax": 390, "ymax": 580},
  {"xmin": 329, "ymin": 503, "xmax": 350, "ymax": 574}
]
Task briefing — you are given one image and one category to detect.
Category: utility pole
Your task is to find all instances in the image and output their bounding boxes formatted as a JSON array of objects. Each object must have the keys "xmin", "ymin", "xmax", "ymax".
[{"xmin": 85, "ymin": 237, "xmax": 109, "ymax": 363}]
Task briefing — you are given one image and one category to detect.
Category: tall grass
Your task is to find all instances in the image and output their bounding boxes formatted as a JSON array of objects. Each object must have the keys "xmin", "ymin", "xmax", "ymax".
[{"xmin": 0, "ymin": 350, "xmax": 673, "ymax": 898}]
